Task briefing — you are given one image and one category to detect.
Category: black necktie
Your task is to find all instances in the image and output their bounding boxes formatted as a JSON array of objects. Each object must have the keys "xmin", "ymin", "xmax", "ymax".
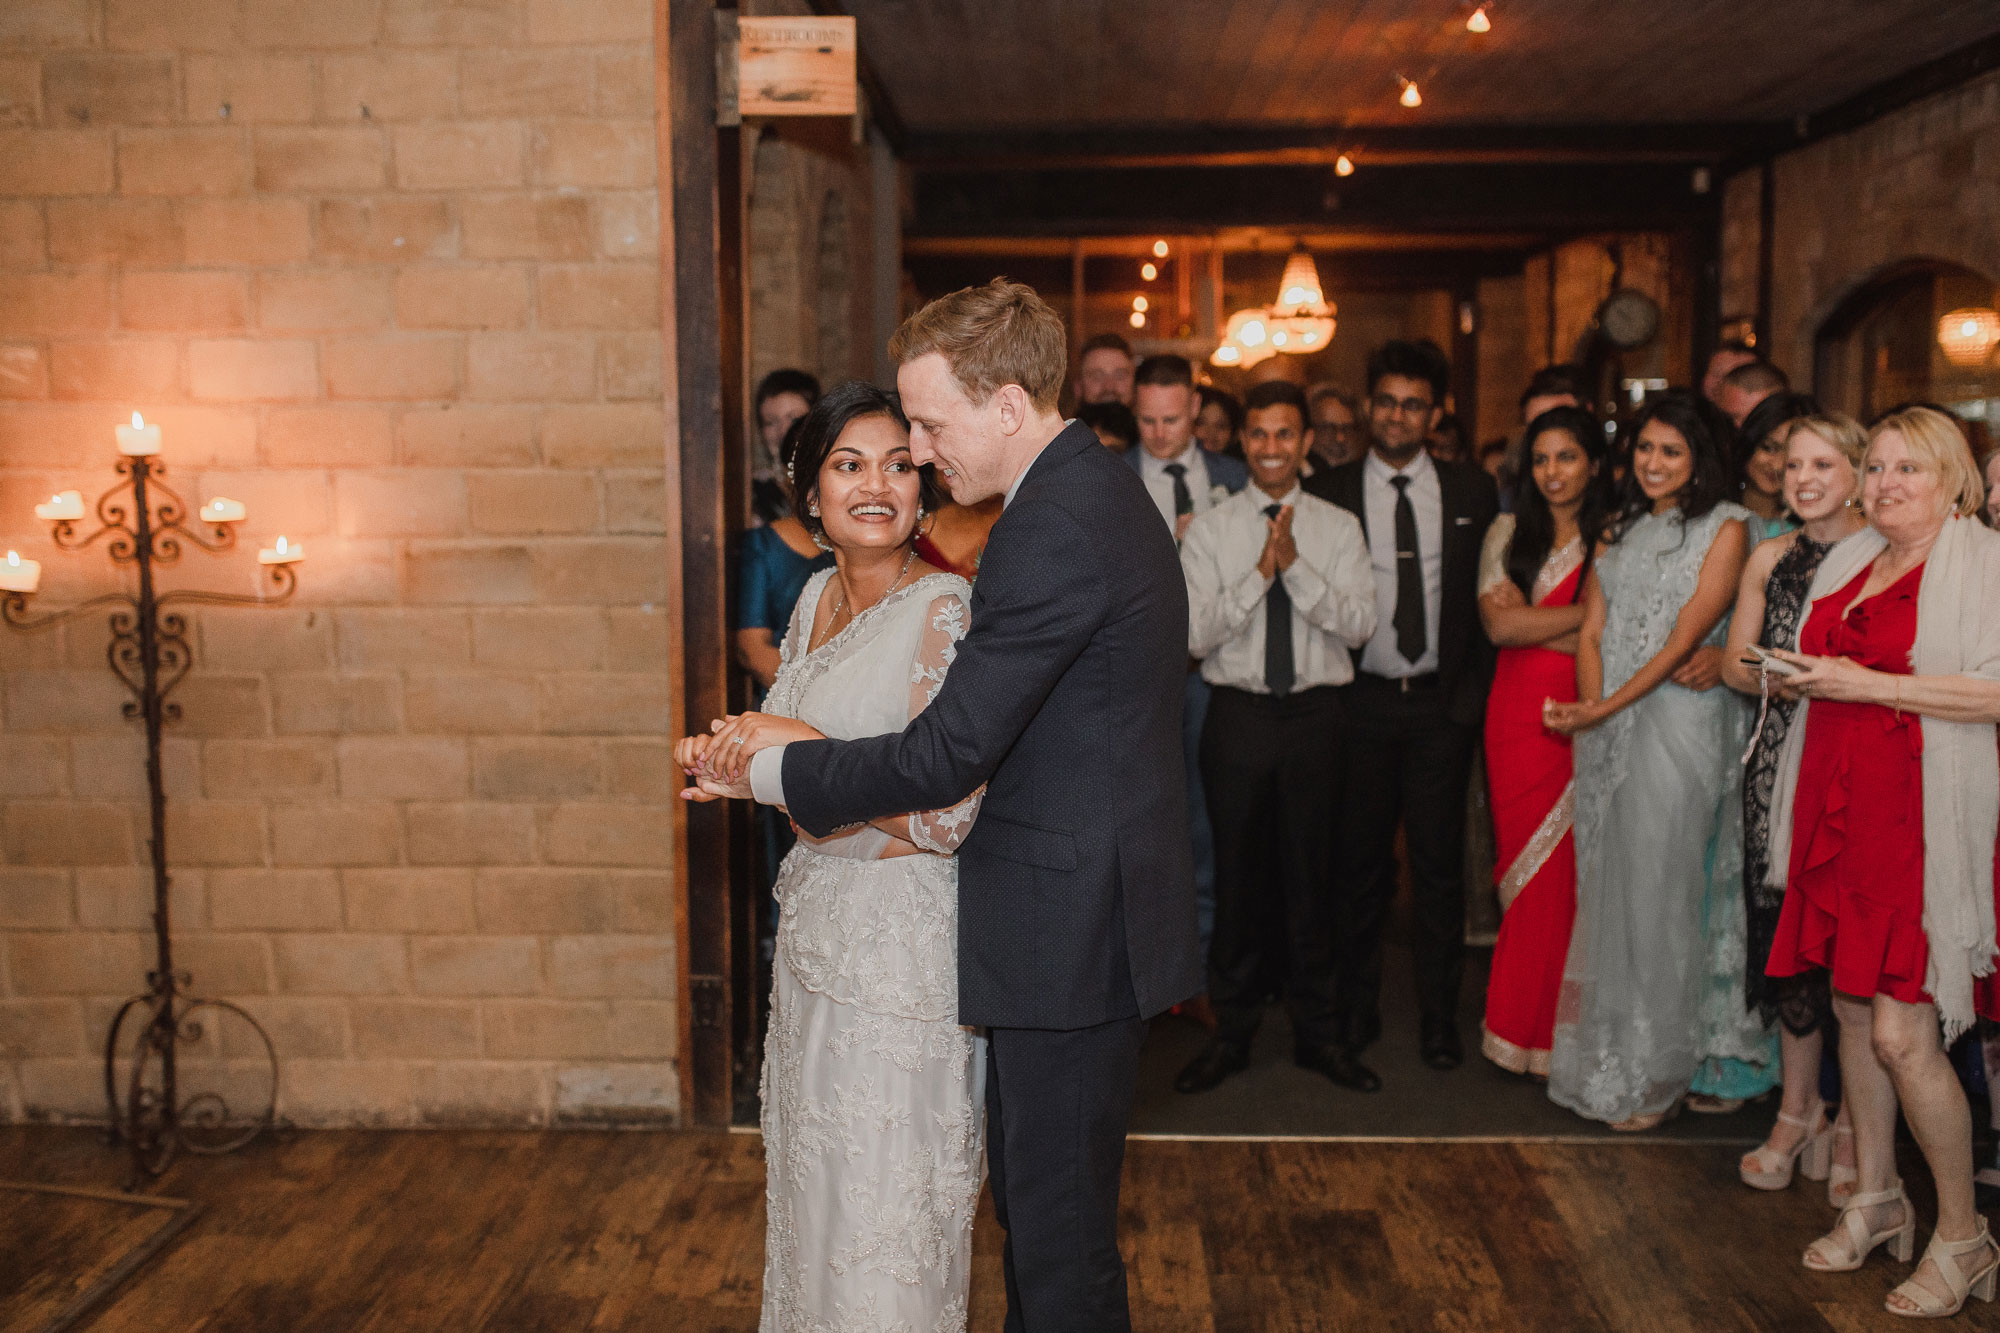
[
  {"xmin": 1263, "ymin": 503, "xmax": 1295, "ymax": 696},
  {"xmin": 1163, "ymin": 462, "xmax": 1193, "ymax": 517},
  {"xmin": 1390, "ymin": 474, "xmax": 1427, "ymax": 664}
]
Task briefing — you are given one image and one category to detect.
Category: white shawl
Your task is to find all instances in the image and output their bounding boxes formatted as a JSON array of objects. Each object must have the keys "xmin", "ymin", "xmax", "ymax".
[{"xmin": 1764, "ymin": 516, "xmax": 2000, "ymax": 1039}]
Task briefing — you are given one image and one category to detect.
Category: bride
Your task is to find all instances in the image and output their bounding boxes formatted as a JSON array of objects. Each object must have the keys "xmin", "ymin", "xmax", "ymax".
[{"xmin": 677, "ymin": 381, "xmax": 985, "ymax": 1332}]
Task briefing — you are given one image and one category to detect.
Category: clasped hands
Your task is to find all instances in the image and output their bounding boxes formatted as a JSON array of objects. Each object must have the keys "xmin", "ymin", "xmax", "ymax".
[
  {"xmin": 675, "ymin": 712, "xmax": 826, "ymax": 803},
  {"xmin": 1257, "ymin": 504, "xmax": 1298, "ymax": 581}
]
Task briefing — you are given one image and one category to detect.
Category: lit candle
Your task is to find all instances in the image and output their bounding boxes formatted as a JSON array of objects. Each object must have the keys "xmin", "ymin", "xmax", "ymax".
[
  {"xmin": 34, "ymin": 490, "xmax": 85, "ymax": 522},
  {"xmin": 0, "ymin": 550, "xmax": 40, "ymax": 594},
  {"xmin": 201, "ymin": 497, "xmax": 247, "ymax": 524},
  {"xmin": 257, "ymin": 535, "xmax": 303, "ymax": 565},
  {"xmin": 115, "ymin": 411, "xmax": 161, "ymax": 456}
]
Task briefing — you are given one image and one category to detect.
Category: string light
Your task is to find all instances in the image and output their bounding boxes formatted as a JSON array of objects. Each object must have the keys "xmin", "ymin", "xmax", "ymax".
[
  {"xmin": 1141, "ymin": 262, "xmax": 1158, "ymax": 281},
  {"xmin": 1399, "ymin": 78, "xmax": 1422, "ymax": 109},
  {"xmin": 1334, "ymin": 153, "xmax": 1355, "ymax": 177},
  {"xmin": 1466, "ymin": 5, "xmax": 1491, "ymax": 33},
  {"xmin": 1152, "ymin": 239, "xmax": 1170, "ymax": 258},
  {"xmin": 1129, "ymin": 310, "xmax": 1146, "ymax": 329},
  {"xmin": 1132, "ymin": 295, "xmax": 1148, "ymax": 313}
]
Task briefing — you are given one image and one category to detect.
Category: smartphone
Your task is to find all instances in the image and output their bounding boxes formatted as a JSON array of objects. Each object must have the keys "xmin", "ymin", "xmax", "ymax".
[{"xmin": 1743, "ymin": 644, "xmax": 1801, "ymax": 677}]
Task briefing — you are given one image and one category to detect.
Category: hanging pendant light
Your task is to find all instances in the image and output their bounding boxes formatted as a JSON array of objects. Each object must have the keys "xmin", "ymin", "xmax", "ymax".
[
  {"xmin": 1466, "ymin": 6, "xmax": 1491, "ymax": 34},
  {"xmin": 1210, "ymin": 249, "xmax": 1336, "ymax": 367}
]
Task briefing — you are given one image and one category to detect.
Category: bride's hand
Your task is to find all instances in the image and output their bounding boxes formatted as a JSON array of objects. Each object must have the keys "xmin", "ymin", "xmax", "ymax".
[
  {"xmin": 700, "ymin": 712, "xmax": 826, "ymax": 782},
  {"xmin": 674, "ymin": 733, "xmax": 713, "ymax": 773}
]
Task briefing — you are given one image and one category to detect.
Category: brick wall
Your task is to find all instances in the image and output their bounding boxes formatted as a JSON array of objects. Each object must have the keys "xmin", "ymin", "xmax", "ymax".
[
  {"xmin": 1724, "ymin": 69, "xmax": 2000, "ymax": 384},
  {"xmin": 0, "ymin": 0, "xmax": 678, "ymax": 1127}
]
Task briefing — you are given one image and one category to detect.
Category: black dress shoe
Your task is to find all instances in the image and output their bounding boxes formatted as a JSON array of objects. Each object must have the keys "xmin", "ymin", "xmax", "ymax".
[
  {"xmin": 1174, "ymin": 1040, "xmax": 1250, "ymax": 1094},
  {"xmin": 1295, "ymin": 1044, "xmax": 1382, "ymax": 1093},
  {"xmin": 1420, "ymin": 1014, "xmax": 1464, "ymax": 1070}
]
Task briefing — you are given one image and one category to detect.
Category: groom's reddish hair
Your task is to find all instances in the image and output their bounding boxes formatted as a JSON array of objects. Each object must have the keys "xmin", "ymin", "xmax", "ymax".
[{"xmin": 889, "ymin": 278, "xmax": 1066, "ymax": 413}]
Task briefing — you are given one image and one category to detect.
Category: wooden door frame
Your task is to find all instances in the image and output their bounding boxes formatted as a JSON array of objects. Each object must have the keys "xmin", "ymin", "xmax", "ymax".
[{"xmin": 659, "ymin": 0, "xmax": 751, "ymax": 1129}]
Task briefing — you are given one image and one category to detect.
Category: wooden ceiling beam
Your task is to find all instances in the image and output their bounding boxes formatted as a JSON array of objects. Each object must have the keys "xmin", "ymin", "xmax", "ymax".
[
  {"xmin": 902, "ymin": 230, "xmax": 1553, "ymax": 259},
  {"xmin": 899, "ymin": 121, "xmax": 1792, "ymax": 171}
]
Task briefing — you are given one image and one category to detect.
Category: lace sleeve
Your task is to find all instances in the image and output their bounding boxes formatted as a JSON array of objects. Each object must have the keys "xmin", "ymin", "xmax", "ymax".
[
  {"xmin": 1478, "ymin": 512, "xmax": 1515, "ymax": 596},
  {"xmin": 905, "ymin": 590, "xmax": 983, "ymax": 853}
]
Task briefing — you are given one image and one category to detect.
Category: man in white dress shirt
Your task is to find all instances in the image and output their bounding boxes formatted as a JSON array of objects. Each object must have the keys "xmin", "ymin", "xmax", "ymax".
[
  {"xmin": 1173, "ymin": 381, "xmax": 1378, "ymax": 1095},
  {"xmin": 1304, "ymin": 339, "xmax": 1499, "ymax": 1074}
]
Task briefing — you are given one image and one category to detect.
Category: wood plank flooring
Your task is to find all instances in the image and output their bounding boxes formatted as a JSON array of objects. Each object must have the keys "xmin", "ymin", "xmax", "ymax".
[{"xmin": 1, "ymin": 1127, "xmax": 1990, "ymax": 1331}]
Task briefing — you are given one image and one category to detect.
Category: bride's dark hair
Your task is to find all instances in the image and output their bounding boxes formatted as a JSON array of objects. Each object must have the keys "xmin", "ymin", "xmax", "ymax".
[
  {"xmin": 1507, "ymin": 406, "xmax": 1613, "ymax": 602},
  {"xmin": 788, "ymin": 381, "xmax": 946, "ymax": 548}
]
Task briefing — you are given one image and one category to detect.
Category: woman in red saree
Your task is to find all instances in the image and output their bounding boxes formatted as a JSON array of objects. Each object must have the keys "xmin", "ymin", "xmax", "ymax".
[{"xmin": 1478, "ymin": 407, "xmax": 1612, "ymax": 1075}]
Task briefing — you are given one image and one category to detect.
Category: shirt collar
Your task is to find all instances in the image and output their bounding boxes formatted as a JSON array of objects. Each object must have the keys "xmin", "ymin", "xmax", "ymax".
[
  {"xmin": 1249, "ymin": 482, "xmax": 1303, "ymax": 511},
  {"xmin": 1365, "ymin": 447, "xmax": 1435, "ymax": 486}
]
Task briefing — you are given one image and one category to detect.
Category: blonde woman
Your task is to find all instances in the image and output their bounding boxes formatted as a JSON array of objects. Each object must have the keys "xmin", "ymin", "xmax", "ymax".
[
  {"xmin": 1722, "ymin": 415, "xmax": 1868, "ymax": 1197},
  {"xmin": 1764, "ymin": 407, "xmax": 2000, "ymax": 1317}
]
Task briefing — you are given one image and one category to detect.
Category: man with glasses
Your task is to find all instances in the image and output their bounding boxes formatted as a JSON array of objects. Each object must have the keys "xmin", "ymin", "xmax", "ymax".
[
  {"xmin": 1307, "ymin": 383, "xmax": 1363, "ymax": 468},
  {"xmin": 1311, "ymin": 339, "xmax": 1498, "ymax": 1083}
]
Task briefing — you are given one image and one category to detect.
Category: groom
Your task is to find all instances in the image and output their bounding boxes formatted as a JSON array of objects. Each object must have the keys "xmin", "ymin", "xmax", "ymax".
[{"xmin": 701, "ymin": 279, "xmax": 1200, "ymax": 1330}]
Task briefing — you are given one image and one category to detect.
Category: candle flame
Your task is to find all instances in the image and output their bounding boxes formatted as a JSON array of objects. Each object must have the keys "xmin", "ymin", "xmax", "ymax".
[
  {"xmin": 1466, "ymin": 6, "xmax": 1491, "ymax": 33},
  {"xmin": 1400, "ymin": 80, "xmax": 1422, "ymax": 108},
  {"xmin": 276, "ymin": 536, "xmax": 289, "ymax": 554},
  {"xmin": 6, "ymin": 551, "xmax": 17, "ymax": 566},
  {"xmin": 131, "ymin": 411, "xmax": 145, "ymax": 429},
  {"xmin": 51, "ymin": 494, "xmax": 61, "ymax": 503}
]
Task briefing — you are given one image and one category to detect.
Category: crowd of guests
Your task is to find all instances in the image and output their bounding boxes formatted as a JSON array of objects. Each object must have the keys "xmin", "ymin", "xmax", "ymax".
[{"xmin": 737, "ymin": 322, "xmax": 2000, "ymax": 1318}]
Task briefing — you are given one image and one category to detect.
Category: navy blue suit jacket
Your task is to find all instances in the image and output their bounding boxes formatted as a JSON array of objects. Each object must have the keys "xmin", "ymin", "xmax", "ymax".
[{"xmin": 780, "ymin": 421, "xmax": 1203, "ymax": 1030}]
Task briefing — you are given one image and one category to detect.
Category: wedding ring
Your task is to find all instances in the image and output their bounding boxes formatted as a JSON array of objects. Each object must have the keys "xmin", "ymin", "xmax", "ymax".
[{"xmin": 732, "ymin": 736, "xmax": 745, "ymax": 744}]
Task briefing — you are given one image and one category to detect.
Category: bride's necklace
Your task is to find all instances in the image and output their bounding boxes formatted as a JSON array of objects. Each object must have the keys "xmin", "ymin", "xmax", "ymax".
[{"xmin": 815, "ymin": 545, "xmax": 917, "ymax": 651}]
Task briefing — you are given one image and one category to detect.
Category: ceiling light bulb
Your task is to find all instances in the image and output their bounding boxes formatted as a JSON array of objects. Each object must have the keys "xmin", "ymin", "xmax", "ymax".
[
  {"xmin": 1466, "ymin": 6, "xmax": 1490, "ymax": 33},
  {"xmin": 1152, "ymin": 240, "xmax": 1169, "ymax": 258},
  {"xmin": 1141, "ymin": 262, "xmax": 1158, "ymax": 281},
  {"xmin": 1132, "ymin": 295, "xmax": 1148, "ymax": 313},
  {"xmin": 1335, "ymin": 153, "xmax": 1354, "ymax": 177},
  {"xmin": 1399, "ymin": 80, "xmax": 1422, "ymax": 109}
]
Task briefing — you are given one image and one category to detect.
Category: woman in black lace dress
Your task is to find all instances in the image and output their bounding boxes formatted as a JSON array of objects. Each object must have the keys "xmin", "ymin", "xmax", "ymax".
[{"xmin": 1723, "ymin": 413, "xmax": 1869, "ymax": 1197}]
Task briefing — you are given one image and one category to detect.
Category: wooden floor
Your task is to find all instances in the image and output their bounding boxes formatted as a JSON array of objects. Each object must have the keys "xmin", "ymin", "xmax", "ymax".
[{"xmin": 2, "ymin": 1126, "xmax": 1993, "ymax": 1332}]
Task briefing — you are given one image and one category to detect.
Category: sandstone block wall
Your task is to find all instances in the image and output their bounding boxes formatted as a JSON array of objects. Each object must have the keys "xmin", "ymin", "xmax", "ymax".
[
  {"xmin": 1722, "ymin": 69, "xmax": 2000, "ymax": 384},
  {"xmin": 0, "ymin": 0, "xmax": 678, "ymax": 1127}
]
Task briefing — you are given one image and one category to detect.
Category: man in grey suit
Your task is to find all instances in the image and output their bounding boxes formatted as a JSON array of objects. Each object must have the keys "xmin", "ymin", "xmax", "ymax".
[{"xmin": 697, "ymin": 281, "xmax": 1201, "ymax": 1331}]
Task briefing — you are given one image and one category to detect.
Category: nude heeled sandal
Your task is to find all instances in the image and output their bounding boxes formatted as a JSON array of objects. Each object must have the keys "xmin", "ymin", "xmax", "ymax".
[
  {"xmin": 1887, "ymin": 1220, "xmax": 2000, "ymax": 1318},
  {"xmin": 1803, "ymin": 1183, "xmax": 1914, "ymax": 1272},
  {"xmin": 1739, "ymin": 1101, "xmax": 1831, "ymax": 1191}
]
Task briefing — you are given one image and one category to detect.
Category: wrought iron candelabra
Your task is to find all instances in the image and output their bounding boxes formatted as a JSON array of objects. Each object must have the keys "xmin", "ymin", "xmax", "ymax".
[{"xmin": 4, "ymin": 451, "xmax": 297, "ymax": 1186}]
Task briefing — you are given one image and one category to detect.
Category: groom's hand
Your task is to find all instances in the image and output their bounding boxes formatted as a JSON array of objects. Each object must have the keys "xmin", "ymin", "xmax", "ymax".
[{"xmin": 699, "ymin": 712, "xmax": 827, "ymax": 783}]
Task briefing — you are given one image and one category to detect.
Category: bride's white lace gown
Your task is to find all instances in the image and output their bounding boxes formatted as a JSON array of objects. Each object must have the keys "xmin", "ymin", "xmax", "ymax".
[{"xmin": 757, "ymin": 567, "xmax": 986, "ymax": 1333}]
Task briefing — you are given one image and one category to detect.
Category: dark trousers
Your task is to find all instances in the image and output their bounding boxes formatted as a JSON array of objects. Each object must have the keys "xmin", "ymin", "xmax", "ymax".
[
  {"xmin": 985, "ymin": 1015, "xmax": 1148, "ymax": 1333},
  {"xmin": 1334, "ymin": 675, "xmax": 1478, "ymax": 1038},
  {"xmin": 1200, "ymin": 684, "xmax": 1343, "ymax": 1051}
]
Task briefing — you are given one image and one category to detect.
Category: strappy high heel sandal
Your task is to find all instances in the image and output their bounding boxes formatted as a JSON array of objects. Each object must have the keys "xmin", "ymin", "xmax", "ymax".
[
  {"xmin": 1826, "ymin": 1121, "xmax": 1857, "ymax": 1207},
  {"xmin": 1803, "ymin": 1183, "xmax": 1914, "ymax": 1272},
  {"xmin": 1739, "ymin": 1100, "xmax": 1830, "ymax": 1191},
  {"xmin": 1887, "ymin": 1220, "xmax": 2000, "ymax": 1318}
]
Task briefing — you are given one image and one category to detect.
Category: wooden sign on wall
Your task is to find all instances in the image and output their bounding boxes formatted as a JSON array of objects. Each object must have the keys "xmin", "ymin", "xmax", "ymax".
[{"xmin": 737, "ymin": 16, "xmax": 857, "ymax": 117}]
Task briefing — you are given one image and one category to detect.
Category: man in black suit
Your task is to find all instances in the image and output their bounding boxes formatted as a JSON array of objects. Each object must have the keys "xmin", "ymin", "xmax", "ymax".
[
  {"xmin": 1303, "ymin": 338, "xmax": 1498, "ymax": 1077},
  {"xmin": 699, "ymin": 280, "xmax": 1200, "ymax": 1332}
]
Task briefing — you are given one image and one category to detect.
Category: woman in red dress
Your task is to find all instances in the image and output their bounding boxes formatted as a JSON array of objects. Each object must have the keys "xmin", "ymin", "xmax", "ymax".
[
  {"xmin": 1478, "ymin": 407, "xmax": 1612, "ymax": 1075},
  {"xmin": 1764, "ymin": 408, "xmax": 2000, "ymax": 1318}
]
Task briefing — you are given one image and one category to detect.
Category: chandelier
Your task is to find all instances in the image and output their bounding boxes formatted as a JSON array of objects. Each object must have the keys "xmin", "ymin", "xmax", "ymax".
[
  {"xmin": 1937, "ymin": 307, "xmax": 2000, "ymax": 368},
  {"xmin": 1211, "ymin": 249, "xmax": 1337, "ymax": 368}
]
